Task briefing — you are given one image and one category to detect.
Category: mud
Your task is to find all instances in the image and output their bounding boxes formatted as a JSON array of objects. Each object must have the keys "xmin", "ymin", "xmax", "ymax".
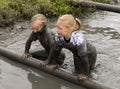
[{"xmin": 0, "ymin": 9, "xmax": 120, "ymax": 89}]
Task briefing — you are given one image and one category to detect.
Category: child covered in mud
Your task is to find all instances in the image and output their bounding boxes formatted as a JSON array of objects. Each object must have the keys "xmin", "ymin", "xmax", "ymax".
[
  {"xmin": 22, "ymin": 14, "xmax": 65, "ymax": 66},
  {"xmin": 45, "ymin": 14, "xmax": 97, "ymax": 81}
]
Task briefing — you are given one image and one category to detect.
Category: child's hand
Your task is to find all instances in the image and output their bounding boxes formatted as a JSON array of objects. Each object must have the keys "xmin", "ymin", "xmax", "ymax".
[
  {"xmin": 38, "ymin": 60, "xmax": 47, "ymax": 68},
  {"xmin": 48, "ymin": 64, "xmax": 59, "ymax": 71},
  {"xmin": 21, "ymin": 53, "xmax": 32, "ymax": 59},
  {"xmin": 39, "ymin": 59, "xmax": 50, "ymax": 68},
  {"xmin": 78, "ymin": 74, "xmax": 88, "ymax": 81}
]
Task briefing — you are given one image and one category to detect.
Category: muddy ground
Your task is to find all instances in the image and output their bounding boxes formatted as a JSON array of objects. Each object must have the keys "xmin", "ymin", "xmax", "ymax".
[{"xmin": 0, "ymin": 10, "xmax": 120, "ymax": 89}]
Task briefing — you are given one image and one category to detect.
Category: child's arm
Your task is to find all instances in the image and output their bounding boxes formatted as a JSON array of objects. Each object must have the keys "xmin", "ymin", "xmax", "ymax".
[
  {"xmin": 22, "ymin": 32, "xmax": 37, "ymax": 59},
  {"xmin": 24, "ymin": 32, "xmax": 35, "ymax": 53},
  {"xmin": 47, "ymin": 41, "xmax": 63, "ymax": 64}
]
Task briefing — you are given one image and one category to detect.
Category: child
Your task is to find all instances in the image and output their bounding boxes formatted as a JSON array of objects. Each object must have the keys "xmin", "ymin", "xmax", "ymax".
[
  {"xmin": 22, "ymin": 14, "xmax": 65, "ymax": 66},
  {"xmin": 46, "ymin": 14, "xmax": 97, "ymax": 81}
]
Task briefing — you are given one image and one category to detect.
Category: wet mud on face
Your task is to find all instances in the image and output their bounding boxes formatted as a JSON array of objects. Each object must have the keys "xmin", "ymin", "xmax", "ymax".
[{"xmin": 0, "ymin": 11, "xmax": 120, "ymax": 89}]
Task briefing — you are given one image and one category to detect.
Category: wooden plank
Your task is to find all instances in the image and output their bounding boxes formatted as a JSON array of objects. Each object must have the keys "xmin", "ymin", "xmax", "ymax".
[
  {"xmin": 0, "ymin": 46, "xmax": 117, "ymax": 89},
  {"xmin": 70, "ymin": 0, "xmax": 120, "ymax": 13}
]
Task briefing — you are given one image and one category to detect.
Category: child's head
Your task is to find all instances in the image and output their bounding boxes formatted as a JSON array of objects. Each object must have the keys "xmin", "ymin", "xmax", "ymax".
[
  {"xmin": 56, "ymin": 14, "xmax": 82, "ymax": 37},
  {"xmin": 30, "ymin": 14, "xmax": 47, "ymax": 33}
]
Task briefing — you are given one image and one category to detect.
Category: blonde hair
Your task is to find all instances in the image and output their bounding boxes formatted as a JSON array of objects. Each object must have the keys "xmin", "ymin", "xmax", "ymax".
[
  {"xmin": 57, "ymin": 14, "xmax": 82, "ymax": 31},
  {"xmin": 31, "ymin": 14, "xmax": 47, "ymax": 26}
]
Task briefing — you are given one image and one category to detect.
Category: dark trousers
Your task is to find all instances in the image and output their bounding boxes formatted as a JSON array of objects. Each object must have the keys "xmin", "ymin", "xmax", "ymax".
[
  {"xmin": 73, "ymin": 42, "xmax": 97, "ymax": 75},
  {"xmin": 87, "ymin": 42, "xmax": 97, "ymax": 70}
]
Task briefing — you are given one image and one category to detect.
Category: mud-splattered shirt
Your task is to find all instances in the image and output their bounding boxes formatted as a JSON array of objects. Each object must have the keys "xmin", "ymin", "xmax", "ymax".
[
  {"xmin": 24, "ymin": 25, "xmax": 54, "ymax": 54},
  {"xmin": 48, "ymin": 31, "xmax": 87, "ymax": 61}
]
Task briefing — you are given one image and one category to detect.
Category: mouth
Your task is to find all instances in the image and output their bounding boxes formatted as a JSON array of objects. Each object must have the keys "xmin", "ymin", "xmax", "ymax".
[{"xmin": 58, "ymin": 33, "xmax": 61, "ymax": 36}]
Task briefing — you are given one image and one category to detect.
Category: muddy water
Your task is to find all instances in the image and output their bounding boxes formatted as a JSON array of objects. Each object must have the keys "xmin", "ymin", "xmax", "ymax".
[
  {"xmin": 82, "ymin": 11, "xmax": 120, "ymax": 88},
  {"xmin": 0, "ymin": 9, "xmax": 120, "ymax": 89}
]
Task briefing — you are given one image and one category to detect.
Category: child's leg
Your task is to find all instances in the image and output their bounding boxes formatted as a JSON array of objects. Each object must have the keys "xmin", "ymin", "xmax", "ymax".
[
  {"xmin": 30, "ymin": 50, "xmax": 48, "ymax": 60},
  {"xmin": 87, "ymin": 42, "xmax": 97, "ymax": 70},
  {"xmin": 57, "ymin": 52, "xmax": 65, "ymax": 66},
  {"xmin": 73, "ymin": 55, "xmax": 90, "ymax": 75}
]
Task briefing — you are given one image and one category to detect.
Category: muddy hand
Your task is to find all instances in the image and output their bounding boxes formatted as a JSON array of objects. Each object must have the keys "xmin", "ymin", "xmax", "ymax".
[
  {"xmin": 78, "ymin": 74, "xmax": 88, "ymax": 82},
  {"xmin": 21, "ymin": 53, "xmax": 32, "ymax": 59},
  {"xmin": 38, "ymin": 60, "xmax": 49, "ymax": 68},
  {"xmin": 38, "ymin": 61, "xmax": 46, "ymax": 68},
  {"xmin": 48, "ymin": 64, "xmax": 59, "ymax": 71}
]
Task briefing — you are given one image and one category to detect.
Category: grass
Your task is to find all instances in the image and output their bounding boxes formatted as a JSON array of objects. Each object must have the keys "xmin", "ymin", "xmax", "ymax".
[
  {"xmin": 0, "ymin": 0, "xmax": 110, "ymax": 27},
  {"xmin": 0, "ymin": 0, "xmax": 13, "ymax": 7}
]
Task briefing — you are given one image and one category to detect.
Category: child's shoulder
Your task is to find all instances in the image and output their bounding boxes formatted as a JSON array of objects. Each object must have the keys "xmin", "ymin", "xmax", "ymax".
[
  {"xmin": 72, "ymin": 31, "xmax": 84, "ymax": 38},
  {"xmin": 71, "ymin": 31, "xmax": 85, "ymax": 45}
]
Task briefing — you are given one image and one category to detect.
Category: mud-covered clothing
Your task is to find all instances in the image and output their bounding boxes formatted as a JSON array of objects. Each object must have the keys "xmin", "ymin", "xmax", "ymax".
[
  {"xmin": 87, "ymin": 41, "xmax": 97, "ymax": 71},
  {"xmin": 24, "ymin": 26, "xmax": 65, "ymax": 65},
  {"xmin": 48, "ymin": 31, "xmax": 97, "ymax": 75},
  {"xmin": 24, "ymin": 25, "xmax": 54, "ymax": 54}
]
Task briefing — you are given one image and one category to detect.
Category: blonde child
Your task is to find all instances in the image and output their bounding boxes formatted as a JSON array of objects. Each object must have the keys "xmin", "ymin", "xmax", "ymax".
[
  {"xmin": 22, "ymin": 14, "xmax": 65, "ymax": 66},
  {"xmin": 46, "ymin": 14, "xmax": 97, "ymax": 81}
]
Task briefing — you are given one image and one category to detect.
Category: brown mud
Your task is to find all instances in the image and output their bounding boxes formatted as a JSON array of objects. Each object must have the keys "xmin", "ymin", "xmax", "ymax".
[{"xmin": 0, "ymin": 7, "xmax": 120, "ymax": 89}]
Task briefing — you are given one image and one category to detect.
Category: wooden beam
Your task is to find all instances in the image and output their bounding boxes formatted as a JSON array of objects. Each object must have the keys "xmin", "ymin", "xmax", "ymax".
[
  {"xmin": 71, "ymin": 0, "xmax": 120, "ymax": 13},
  {"xmin": 0, "ymin": 46, "xmax": 117, "ymax": 89}
]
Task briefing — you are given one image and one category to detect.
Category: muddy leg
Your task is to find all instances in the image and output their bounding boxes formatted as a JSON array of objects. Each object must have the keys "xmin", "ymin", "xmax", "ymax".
[
  {"xmin": 87, "ymin": 41, "xmax": 97, "ymax": 70},
  {"xmin": 57, "ymin": 52, "xmax": 65, "ymax": 66},
  {"xmin": 30, "ymin": 50, "xmax": 48, "ymax": 60}
]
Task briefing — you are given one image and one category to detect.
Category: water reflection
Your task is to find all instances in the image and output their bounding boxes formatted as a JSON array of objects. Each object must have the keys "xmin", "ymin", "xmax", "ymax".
[
  {"xmin": 28, "ymin": 71, "xmax": 62, "ymax": 89},
  {"xmin": 83, "ymin": 11, "xmax": 120, "ymax": 33},
  {"xmin": 83, "ymin": 27, "xmax": 120, "ymax": 39},
  {"xmin": 27, "ymin": 70, "xmax": 85, "ymax": 89},
  {"xmin": 82, "ymin": 11, "xmax": 120, "ymax": 39},
  {"xmin": 0, "ymin": 56, "xmax": 31, "ymax": 89},
  {"xmin": 0, "ymin": 56, "xmax": 85, "ymax": 89}
]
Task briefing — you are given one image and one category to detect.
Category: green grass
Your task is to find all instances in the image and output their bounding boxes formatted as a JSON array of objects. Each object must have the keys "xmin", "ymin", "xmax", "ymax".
[
  {"xmin": 0, "ymin": 0, "xmax": 13, "ymax": 7},
  {"xmin": 0, "ymin": 0, "xmax": 110, "ymax": 27},
  {"xmin": 0, "ymin": 0, "xmax": 50, "ymax": 7}
]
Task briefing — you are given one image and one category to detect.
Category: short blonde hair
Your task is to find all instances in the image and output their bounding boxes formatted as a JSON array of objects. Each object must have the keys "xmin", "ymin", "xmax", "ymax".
[
  {"xmin": 57, "ymin": 14, "xmax": 82, "ymax": 31},
  {"xmin": 31, "ymin": 14, "xmax": 47, "ymax": 26}
]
